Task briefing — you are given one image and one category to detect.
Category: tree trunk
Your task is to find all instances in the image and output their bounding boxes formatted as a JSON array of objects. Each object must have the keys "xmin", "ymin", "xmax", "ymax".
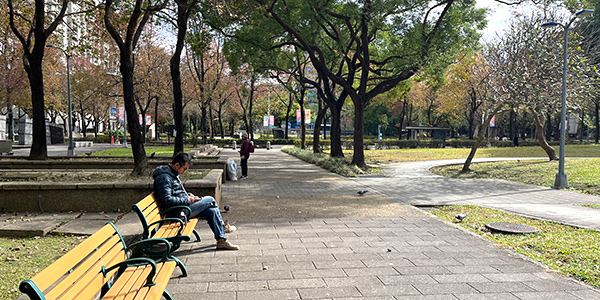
[
  {"xmin": 595, "ymin": 101, "xmax": 599, "ymax": 143},
  {"xmin": 26, "ymin": 57, "xmax": 48, "ymax": 159},
  {"xmin": 170, "ymin": 1, "xmax": 191, "ymax": 156},
  {"xmin": 313, "ymin": 99, "xmax": 327, "ymax": 153},
  {"xmin": 218, "ymin": 105, "xmax": 225, "ymax": 139},
  {"xmin": 329, "ymin": 102, "xmax": 344, "ymax": 157},
  {"xmin": 248, "ymin": 85, "xmax": 255, "ymax": 141},
  {"xmin": 299, "ymin": 97, "xmax": 306, "ymax": 150},
  {"xmin": 534, "ymin": 112, "xmax": 558, "ymax": 161},
  {"xmin": 154, "ymin": 98, "xmax": 159, "ymax": 140},
  {"xmin": 201, "ymin": 105, "xmax": 207, "ymax": 144},
  {"xmin": 462, "ymin": 106, "xmax": 505, "ymax": 173},
  {"xmin": 351, "ymin": 100, "xmax": 366, "ymax": 168},
  {"xmin": 285, "ymin": 93, "xmax": 293, "ymax": 139},
  {"xmin": 209, "ymin": 107, "xmax": 215, "ymax": 138},
  {"xmin": 121, "ymin": 60, "xmax": 149, "ymax": 175},
  {"xmin": 579, "ymin": 107, "xmax": 584, "ymax": 143}
]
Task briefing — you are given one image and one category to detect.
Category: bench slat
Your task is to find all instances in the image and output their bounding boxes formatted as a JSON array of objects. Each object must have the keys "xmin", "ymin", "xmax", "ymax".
[
  {"xmin": 29, "ymin": 224, "xmax": 119, "ymax": 293},
  {"xmin": 48, "ymin": 235, "xmax": 125, "ymax": 299},
  {"xmin": 102, "ymin": 265, "xmax": 152, "ymax": 300},
  {"xmin": 133, "ymin": 261, "xmax": 177, "ymax": 300},
  {"xmin": 55, "ymin": 244, "xmax": 128, "ymax": 300}
]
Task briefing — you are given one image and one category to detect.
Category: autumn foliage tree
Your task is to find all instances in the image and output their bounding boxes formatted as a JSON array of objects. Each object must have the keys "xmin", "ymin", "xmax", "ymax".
[{"xmin": 7, "ymin": 0, "xmax": 69, "ymax": 158}]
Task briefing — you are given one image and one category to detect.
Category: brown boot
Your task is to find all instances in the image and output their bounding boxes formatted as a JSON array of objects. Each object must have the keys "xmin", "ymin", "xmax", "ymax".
[{"xmin": 216, "ymin": 239, "xmax": 240, "ymax": 250}]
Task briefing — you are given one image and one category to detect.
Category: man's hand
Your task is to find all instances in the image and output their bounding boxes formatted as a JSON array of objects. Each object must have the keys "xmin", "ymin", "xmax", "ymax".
[
  {"xmin": 241, "ymin": 155, "xmax": 245, "ymax": 159},
  {"xmin": 189, "ymin": 193, "xmax": 201, "ymax": 203}
]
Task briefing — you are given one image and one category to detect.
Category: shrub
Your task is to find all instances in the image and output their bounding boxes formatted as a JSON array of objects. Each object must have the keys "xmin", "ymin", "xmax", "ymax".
[{"xmin": 281, "ymin": 146, "xmax": 363, "ymax": 177}]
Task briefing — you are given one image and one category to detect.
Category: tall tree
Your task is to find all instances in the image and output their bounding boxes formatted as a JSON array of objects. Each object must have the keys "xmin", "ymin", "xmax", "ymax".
[
  {"xmin": 166, "ymin": 0, "xmax": 199, "ymax": 155},
  {"xmin": 488, "ymin": 10, "xmax": 588, "ymax": 161},
  {"xmin": 238, "ymin": 0, "xmax": 486, "ymax": 167},
  {"xmin": 104, "ymin": 0, "xmax": 167, "ymax": 175},
  {"xmin": 8, "ymin": 0, "xmax": 69, "ymax": 158},
  {"xmin": 439, "ymin": 52, "xmax": 491, "ymax": 139}
]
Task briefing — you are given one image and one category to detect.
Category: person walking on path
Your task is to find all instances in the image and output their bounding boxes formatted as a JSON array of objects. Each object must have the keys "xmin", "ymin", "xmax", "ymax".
[
  {"xmin": 239, "ymin": 132, "xmax": 252, "ymax": 179},
  {"xmin": 152, "ymin": 152, "xmax": 239, "ymax": 250}
]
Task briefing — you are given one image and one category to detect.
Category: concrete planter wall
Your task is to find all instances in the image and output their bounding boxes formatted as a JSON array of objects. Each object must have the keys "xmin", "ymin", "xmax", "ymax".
[
  {"xmin": 0, "ymin": 169, "xmax": 222, "ymax": 213},
  {"xmin": 0, "ymin": 156, "xmax": 228, "ymax": 182}
]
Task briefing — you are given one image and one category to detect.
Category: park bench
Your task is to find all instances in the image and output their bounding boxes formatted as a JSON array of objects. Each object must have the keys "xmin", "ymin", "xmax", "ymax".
[
  {"xmin": 19, "ymin": 223, "xmax": 178, "ymax": 300},
  {"xmin": 132, "ymin": 193, "xmax": 201, "ymax": 276}
]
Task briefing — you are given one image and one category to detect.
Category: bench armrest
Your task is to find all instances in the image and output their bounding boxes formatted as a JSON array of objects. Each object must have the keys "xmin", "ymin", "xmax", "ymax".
[
  {"xmin": 102, "ymin": 258, "xmax": 158, "ymax": 287},
  {"xmin": 127, "ymin": 238, "xmax": 171, "ymax": 261}
]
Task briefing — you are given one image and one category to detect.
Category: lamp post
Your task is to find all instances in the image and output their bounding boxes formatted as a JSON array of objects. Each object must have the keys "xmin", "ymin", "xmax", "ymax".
[
  {"xmin": 46, "ymin": 44, "xmax": 75, "ymax": 156},
  {"xmin": 107, "ymin": 73, "xmax": 127, "ymax": 148},
  {"xmin": 542, "ymin": 9, "xmax": 594, "ymax": 189}
]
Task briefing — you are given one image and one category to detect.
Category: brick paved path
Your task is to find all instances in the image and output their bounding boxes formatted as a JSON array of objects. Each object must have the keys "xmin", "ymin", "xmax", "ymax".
[{"xmin": 165, "ymin": 147, "xmax": 600, "ymax": 300}]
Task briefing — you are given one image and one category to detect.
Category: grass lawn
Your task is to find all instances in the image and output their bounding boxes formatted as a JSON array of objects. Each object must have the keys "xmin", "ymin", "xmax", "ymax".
[
  {"xmin": 357, "ymin": 144, "xmax": 600, "ymax": 165},
  {"xmin": 432, "ymin": 158, "xmax": 600, "ymax": 196},
  {"xmin": 88, "ymin": 146, "xmax": 195, "ymax": 157},
  {"xmin": 0, "ymin": 235, "xmax": 83, "ymax": 300},
  {"xmin": 430, "ymin": 205, "xmax": 600, "ymax": 289}
]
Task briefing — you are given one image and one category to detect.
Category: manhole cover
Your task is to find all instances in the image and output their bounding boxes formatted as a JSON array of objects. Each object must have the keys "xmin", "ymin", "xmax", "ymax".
[{"xmin": 485, "ymin": 222, "xmax": 539, "ymax": 234}]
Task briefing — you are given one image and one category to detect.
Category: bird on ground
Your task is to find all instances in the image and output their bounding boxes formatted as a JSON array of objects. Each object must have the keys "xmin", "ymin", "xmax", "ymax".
[
  {"xmin": 84, "ymin": 152, "xmax": 92, "ymax": 156},
  {"xmin": 357, "ymin": 190, "xmax": 369, "ymax": 196},
  {"xmin": 455, "ymin": 214, "xmax": 468, "ymax": 222},
  {"xmin": 148, "ymin": 152, "xmax": 156, "ymax": 158}
]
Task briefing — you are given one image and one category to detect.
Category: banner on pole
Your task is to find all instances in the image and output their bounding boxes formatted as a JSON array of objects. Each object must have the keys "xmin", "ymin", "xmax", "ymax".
[
  {"xmin": 109, "ymin": 107, "xmax": 117, "ymax": 120},
  {"xmin": 118, "ymin": 107, "xmax": 125, "ymax": 122}
]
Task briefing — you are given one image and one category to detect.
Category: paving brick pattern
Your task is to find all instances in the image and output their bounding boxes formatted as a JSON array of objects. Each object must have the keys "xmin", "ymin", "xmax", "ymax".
[
  {"xmin": 164, "ymin": 147, "xmax": 600, "ymax": 299},
  {"xmin": 168, "ymin": 217, "xmax": 600, "ymax": 300}
]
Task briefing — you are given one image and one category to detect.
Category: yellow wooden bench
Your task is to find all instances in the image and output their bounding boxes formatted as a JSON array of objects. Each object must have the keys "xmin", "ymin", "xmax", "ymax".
[
  {"xmin": 19, "ymin": 223, "xmax": 177, "ymax": 300},
  {"xmin": 132, "ymin": 193, "xmax": 201, "ymax": 276}
]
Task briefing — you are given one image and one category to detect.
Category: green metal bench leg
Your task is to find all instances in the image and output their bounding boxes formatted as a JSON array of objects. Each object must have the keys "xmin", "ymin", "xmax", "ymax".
[
  {"xmin": 163, "ymin": 289, "xmax": 173, "ymax": 300},
  {"xmin": 171, "ymin": 256, "xmax": 188, "ymax": 278},
  {"xmin": 193, "ymin": 229, "xmax": 201, "ymax": 242}
]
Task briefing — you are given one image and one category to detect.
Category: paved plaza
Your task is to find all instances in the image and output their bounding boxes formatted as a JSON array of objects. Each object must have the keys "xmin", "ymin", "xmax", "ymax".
[
  {"xmin": 164, "ymin": 147, "xmax": 600, "ymax": 299},
  {"xmin": 6, "ymin": 144, "xmax": 600, "ymax": 299}
]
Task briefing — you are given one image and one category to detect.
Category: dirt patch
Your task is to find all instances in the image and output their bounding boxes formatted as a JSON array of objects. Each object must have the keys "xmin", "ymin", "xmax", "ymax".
[{"xmin": 0, "ymin": 170, "xmax": 208, "ymax": 182}]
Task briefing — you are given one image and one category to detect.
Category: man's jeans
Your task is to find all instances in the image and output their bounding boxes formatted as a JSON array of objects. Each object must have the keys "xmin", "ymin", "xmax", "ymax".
[{"xmin": 189, "ymin": 196, "xmax": 226, "ymax": 240}]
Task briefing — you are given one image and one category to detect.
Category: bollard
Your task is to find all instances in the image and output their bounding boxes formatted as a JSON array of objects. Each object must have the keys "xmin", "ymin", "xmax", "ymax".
[
  {"xmin": 267, "ymin": 141, "xmax": 271, "ymax": 150},
  {"xmin": 232, "ymin": 141, "xmax": 237, "ymax": 150}
]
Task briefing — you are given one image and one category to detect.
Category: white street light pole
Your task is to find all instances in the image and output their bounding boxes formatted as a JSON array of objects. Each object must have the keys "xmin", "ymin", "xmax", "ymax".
[
  {"xmin": 542, "ymin": 9, "xmax": 594, "ymax": 189},
  {"xmin": 46, "ymin": 44, "xmax": 75, "ymax": 156}
]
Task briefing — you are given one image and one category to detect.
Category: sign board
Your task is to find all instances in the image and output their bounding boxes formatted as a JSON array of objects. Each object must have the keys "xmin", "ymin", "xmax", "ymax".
[
  {"xmin": 264, "ymin": 116, "xmax": 269, "ymax": 127},
  {"xmin": 139, "ymin": 114, "xmax": 152, "ymax": 126},
  {"xmin": 489, "ymin": 115, "xmax": 496, "ymax": 127}
]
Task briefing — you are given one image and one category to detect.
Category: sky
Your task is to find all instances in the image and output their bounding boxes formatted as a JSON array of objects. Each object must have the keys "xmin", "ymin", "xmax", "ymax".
[{"xmin": 476, "ymin": 0, "xmax": 518, "ymax": 41}]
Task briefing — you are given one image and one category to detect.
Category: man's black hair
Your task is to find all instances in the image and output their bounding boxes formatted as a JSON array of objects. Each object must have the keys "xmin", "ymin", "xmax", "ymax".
[{"xmin": 171, "ymin": 152, "xmax": 192, "ymax": 166}]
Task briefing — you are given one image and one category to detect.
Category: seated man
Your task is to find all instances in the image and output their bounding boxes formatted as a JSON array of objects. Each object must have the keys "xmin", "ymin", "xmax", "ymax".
[{"xmin": 153, "ymin": 152, "xmax": 239, "ymax": 250}]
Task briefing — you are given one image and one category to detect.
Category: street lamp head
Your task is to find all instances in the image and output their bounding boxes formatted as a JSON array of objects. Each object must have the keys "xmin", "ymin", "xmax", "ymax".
[
  {"xmin": 576, "ymin": 9, "xmax": 594, "ymax": 18},
  {"xmin": 541, "ymin": 22, "xmax": 559, "ymax": 27}
]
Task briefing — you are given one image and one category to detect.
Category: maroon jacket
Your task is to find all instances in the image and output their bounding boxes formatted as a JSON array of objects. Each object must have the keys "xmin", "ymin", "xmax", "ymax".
[{"xmin": 240, "ymin": 138, "xmax": 251, "ymax": 158}]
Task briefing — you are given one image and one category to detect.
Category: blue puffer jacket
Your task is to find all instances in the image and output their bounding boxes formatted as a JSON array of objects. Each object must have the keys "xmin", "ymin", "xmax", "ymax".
[{"xmin": 152, "ymin": 165, "xmax": 190, "ymax": 212}]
